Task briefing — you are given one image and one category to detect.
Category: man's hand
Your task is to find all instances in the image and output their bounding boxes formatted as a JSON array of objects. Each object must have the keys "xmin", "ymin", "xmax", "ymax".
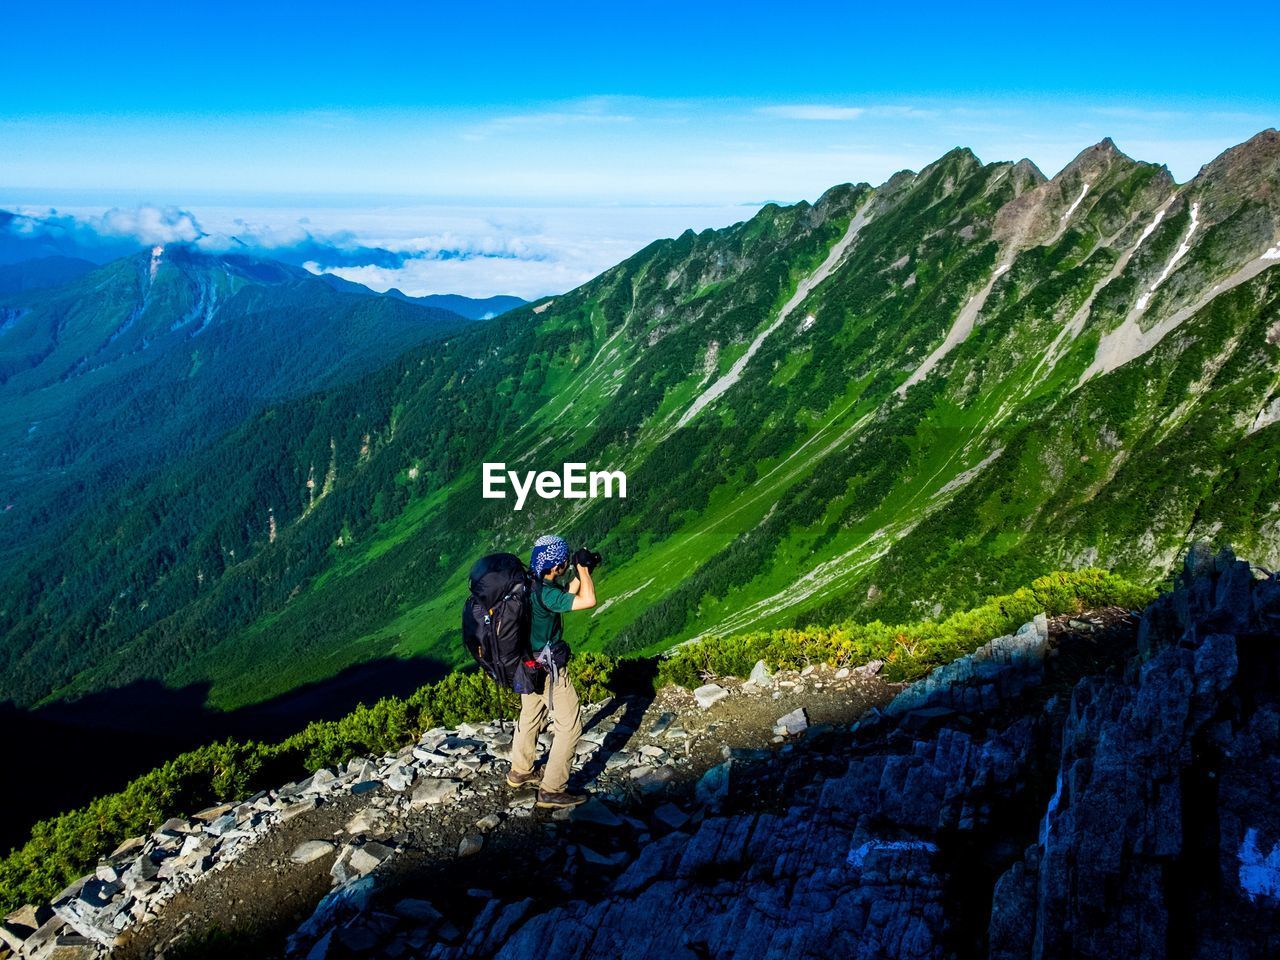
[
  {"xmin": 573, "ymin": 547, "xmax": 602, "ymax": 572},
  {"xmin": 569, "ymin": 563, "xmax": 596, "ymax": 611}
]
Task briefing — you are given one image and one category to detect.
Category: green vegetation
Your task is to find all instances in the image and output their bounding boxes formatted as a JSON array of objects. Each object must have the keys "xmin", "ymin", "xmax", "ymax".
[
  {"xmin": 657, "ymin": 569, "xmax": 1154, "ymax": 688},
  {"xmin": 3, "ymin": 140, "xmax": 1280, "ymax": 936},
  {"xmin": 0, "ymin": 569, "xmax": 1149, "ymax": 914},
  {"xmin": 6, "ymin": 142, "xmax": 1279, "ymax": 717}
]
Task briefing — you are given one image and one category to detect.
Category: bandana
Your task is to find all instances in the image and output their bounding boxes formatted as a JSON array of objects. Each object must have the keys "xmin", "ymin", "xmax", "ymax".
[{"xmin": 530, "ymin": 534, "xmax": 569, "ymax": 576}]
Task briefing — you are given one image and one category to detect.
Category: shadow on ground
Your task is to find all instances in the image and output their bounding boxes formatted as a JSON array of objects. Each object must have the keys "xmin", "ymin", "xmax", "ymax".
[{"xmin": 0, "ymin": 655, "xmax": 453, "ymax": 853}]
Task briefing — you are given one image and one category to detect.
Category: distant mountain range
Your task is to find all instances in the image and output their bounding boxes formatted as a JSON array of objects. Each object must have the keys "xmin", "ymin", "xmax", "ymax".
[
  {"xmin": 2, "ymin": 131, "xmax": 1278, "ymax": 718},
  {"xmin": 0, "ymin": 245, "xmax": 523, "ymax": 581}
]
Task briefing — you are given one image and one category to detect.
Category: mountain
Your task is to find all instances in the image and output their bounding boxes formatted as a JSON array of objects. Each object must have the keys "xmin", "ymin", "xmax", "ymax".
[
  {"xmin": 0, "ymin": 246, "xmax": 470, "ymax": 571},
  {"xmin": 2, "ymin": 131, "xmax": 1279, "ymax": 715},
  {"xmin": 0, "ymin": 256, "xmax": 96, "ymax": 294},
  {"xmin": 312, "ymin": 273, "xmax": 526, "ymax": 319},
  {"xmin": 382, "ymin": 290, "xmax": 526, "ymax": 320}
]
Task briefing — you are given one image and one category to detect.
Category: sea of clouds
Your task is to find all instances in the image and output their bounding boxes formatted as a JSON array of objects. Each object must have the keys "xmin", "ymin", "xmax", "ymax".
[{"xmin": 0, "ymin": 202, "xmax": 762, "ymax": 300}]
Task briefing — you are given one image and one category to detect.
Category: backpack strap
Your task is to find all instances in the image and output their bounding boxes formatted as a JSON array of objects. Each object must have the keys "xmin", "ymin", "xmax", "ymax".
[{"xmin": 531, "ymin": 575, "xmax": 554, "ymax": 615}]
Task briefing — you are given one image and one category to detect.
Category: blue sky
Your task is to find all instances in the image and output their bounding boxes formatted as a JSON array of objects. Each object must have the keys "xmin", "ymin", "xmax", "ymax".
[{"xmin": 2, "ymin": 0, "xmax": 1276, "ymax": 296}]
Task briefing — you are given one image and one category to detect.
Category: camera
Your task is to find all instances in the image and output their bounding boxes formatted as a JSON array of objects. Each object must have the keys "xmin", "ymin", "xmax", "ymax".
[{"xmin": 573, "ymin": 547, "xmax": 603, "ymax": 572}]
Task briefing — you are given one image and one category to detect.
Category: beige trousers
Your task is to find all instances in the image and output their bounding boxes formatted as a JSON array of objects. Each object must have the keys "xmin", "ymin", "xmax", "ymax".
[{"xmin": 509, "ymin": 670, "xmax": 582, "ymax": 793}]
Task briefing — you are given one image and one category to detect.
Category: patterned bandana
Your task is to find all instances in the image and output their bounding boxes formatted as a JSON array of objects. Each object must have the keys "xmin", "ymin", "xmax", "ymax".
[{"xmin": 530, "ymin": 534, "xmax": 569, "ymax": 576}]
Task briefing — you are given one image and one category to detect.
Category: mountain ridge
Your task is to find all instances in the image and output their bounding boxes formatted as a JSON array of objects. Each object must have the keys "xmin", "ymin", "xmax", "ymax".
[
  {"xmin": 2, "ymin": 131, "xmax": 1278, "ymax": 715},
  {"xmin": 0, "ymin": 246, "xmax": 471, "ymax": 571}
]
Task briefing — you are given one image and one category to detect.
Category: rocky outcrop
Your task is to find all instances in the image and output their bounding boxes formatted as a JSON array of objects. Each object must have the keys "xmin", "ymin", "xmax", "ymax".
[
  {"xmin": 988, "ymin": 545, "xmax": 1280, "ymax": 959},
  {"xmin": 287, "ymin": 549, "xmax": 1275, "ymax": 960},
  {"xmin": 7, "ymin": 550, "xmax": 1275, "ymax": 959}
]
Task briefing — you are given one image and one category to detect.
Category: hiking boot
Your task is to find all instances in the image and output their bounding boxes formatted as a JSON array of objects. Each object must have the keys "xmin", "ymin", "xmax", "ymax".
[
  {"xmin": 506, "ymin": 769, "xmax": 542, "ymax": 789},
  {"xmin": 535, "ymin": 789, "xmax": 588, "ymax": 809}
]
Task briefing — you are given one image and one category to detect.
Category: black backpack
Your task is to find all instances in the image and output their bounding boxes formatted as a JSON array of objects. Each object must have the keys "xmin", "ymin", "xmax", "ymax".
[{"xmin": 462, "ymin": 553, "xmax": 544, "ymax": 694}]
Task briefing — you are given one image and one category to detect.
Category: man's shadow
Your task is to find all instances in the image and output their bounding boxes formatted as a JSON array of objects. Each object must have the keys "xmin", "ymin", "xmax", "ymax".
[{"xmin": 570, "ymin": 656, "xmax": 660, "ymax": 789}]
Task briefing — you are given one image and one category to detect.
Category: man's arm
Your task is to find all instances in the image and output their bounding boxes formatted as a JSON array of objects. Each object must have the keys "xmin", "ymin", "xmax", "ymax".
[{"xmin": 568, "ymin": 564, "xmax": 596, "ymax": 611}]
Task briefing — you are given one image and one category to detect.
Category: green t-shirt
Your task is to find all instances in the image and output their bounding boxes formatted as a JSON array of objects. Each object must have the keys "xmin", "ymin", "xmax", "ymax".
[{"xmin": 531, "ymin": 578, "xmax": 575, "ymax": 650}]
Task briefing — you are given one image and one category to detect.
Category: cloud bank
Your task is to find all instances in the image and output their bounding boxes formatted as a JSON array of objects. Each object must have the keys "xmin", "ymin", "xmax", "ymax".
[{"xmin": 0, "ymin": 202, "xmax": 757, "ymax": 299}]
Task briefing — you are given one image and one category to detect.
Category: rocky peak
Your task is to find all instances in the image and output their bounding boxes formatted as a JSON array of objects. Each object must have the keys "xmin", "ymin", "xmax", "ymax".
[
  {"xmin": 992, "ymin": 135, "xmax": 1169, "ymax": 249},
  {"xmin": 915, "ymin": 146, "xmax": 984, "ymax": 187},
  {"xmin": 1010, "ymin": 156, "xmax": 1047, "ymax": 188},
  {"xmin": 1053, "ymin": 136, "xmax": 1146, "ymax": 187},
  {"xmin": 1190, "ymin": 128, "xmax": 1280, "ymax": 222},
  {"xmin": 1196, "ymin": 127, "xmax": 1280, "ymax": 182}
]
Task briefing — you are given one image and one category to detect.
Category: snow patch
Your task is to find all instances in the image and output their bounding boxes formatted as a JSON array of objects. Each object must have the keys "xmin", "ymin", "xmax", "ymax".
[
  {"xmin": 675, "ymin": 201, "xmax": 872, "ymax": 429},
  {"xmin": 1146, "ymin": 201, "xmax": 1200, "ymax": 297},
  {"xmin": 1060, "ymin": 182, "xmax": 1091, "ymax": 222},
  {"xmin": 1082, "ymin": 237, "xmax": 1278, "ymax": 382},
  {"xmin": 1037, "ymin": 199, "xmax": 1174, "ymax": 375},
  {"xmin": 1135, "ymin": 208, "xmax": 1168, "ymax": 249},
  {"xmin": 846, "ymin": 839, "xmax": 938, "ymax": 868},
  {"xmin": 1238, "ymin": 828, "xmax": 1280, "ymax": 903},
  {"xmin": 897, "ymin": 258, "xmax": 1008, "ymax": 395}
]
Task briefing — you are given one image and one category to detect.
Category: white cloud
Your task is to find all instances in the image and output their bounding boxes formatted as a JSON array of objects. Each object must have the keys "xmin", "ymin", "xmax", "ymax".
[
  {"xmin": 276, "ymin": 203, "xmax": 759, "ymax": 299},
  {"xmin": 757, "ymin": 103, "xmax": 938, "ymax": 122},
  {"xmin": 462, "ymin": 97, "xmax": 638, "ymax": 141},
  {"xmin": 93, "ymin": 205, "xmax": 204, "ymax": 244},
  {"xmin": 758, "ymin": 104, "xmax": 867, "ymax": 121}
]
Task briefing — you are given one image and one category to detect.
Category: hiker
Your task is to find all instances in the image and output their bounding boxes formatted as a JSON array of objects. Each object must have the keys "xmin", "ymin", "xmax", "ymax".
[{"xmin": 506, "ymin": 534, "xmax": 599, "ymax": 809}]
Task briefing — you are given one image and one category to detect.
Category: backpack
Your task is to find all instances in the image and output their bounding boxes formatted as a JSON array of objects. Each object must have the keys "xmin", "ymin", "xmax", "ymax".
[{"xmin": 462, "ymin": 553, "xmax": 545, "ymax": 694}]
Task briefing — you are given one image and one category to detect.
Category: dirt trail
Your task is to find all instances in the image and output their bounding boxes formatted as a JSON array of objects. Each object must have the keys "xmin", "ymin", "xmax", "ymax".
[{"xmin": 113, "ymin": 664, "xmax": 899, "ymax": 959}]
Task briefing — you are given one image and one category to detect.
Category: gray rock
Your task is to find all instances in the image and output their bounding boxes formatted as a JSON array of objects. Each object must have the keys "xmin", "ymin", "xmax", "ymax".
[
  {"xmin": 0, "ymin": 925, "xmax": 23, "ymax": 953},
  {"xmin": 410, "ymin": 778, "xmax": 462, "ymax": 809},
  {"xmin": 746, "ymin": 659, "xmax": 774, "ymax": 688},
  {"xmin": 604, "ymin": 750, "xmax": 634, "ymax": 769},
  {"xmin": 290, "ymin": 841, "xmax": 335, "ymax": 865},
  {"xmin": 578, "ymin": 846, "xmax": 629, "ymax": 867},
  {"xmin": 693, "ymin": 684, "xmax": 729, "ymax": 709},
  {"xmin": 347, "ymin": 841, "xmax": 393, "ymax": 876},
  {"xmin": 854, "ymin": 659, "xmax": 885, "ymax": 678},
  {"xmin": 570, "ymin": 799, "xmax": 625, "ymax": 828},
  {"xmin": 385, "ymin": 764, "xmax": 416, "ymax": 792},
  {"xmin": 695, "ymin": 760, "xmax": 731, "ymax": 809},
  {"xmin": 652, "ymin": 803, "xmax": 690, "ymax": 830},
  {"xmin": 649, "ymin": 711, "xmax": 676, "ymax": 736},
  {"xmin": 458, "ymin": 835, "xmax": 484, "ymax": 858},
  {"xmin": 346, "ymin": 758, "xmax": 378, "ymax": 781},
  {"xmin": 336, "ymin": 924, "xmax": 380, "ymax": 952},
  {"xmin": 393, "ymin": 898, "xmax": 444, "ymax": 926},
  {"xmin": 774, "ymin": 707, "xmax": 809, "ymax": 735},
  {"xmin": 411, "ymin": 747, "xmax": 451, "ymax": 765},
  {"xmin": 280, "ymin": 796, "xmax": 320, "ymax": 821},
  {"xmin": 475, "ymin": 813, "xmax": 502, "ymax": 831},
  {"xmin": 344, "ymin": 808, "xmax": 390, "ymax": 836}
]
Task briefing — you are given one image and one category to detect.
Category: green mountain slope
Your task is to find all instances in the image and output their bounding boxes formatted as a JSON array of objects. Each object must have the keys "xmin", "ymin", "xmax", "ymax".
[
  {"xmin": 0, "ymin": 247, "xmax": 469, "ymax": 568},
  {"xmin": 3, "ymin": 131, "xmax": 1279, "ymax": 712}
]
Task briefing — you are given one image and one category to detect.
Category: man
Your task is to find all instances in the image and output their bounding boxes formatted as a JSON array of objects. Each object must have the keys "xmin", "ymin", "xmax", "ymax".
[{"xmin": 506, "ymin": 534, "xmax": 596, "ymax": 809}]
